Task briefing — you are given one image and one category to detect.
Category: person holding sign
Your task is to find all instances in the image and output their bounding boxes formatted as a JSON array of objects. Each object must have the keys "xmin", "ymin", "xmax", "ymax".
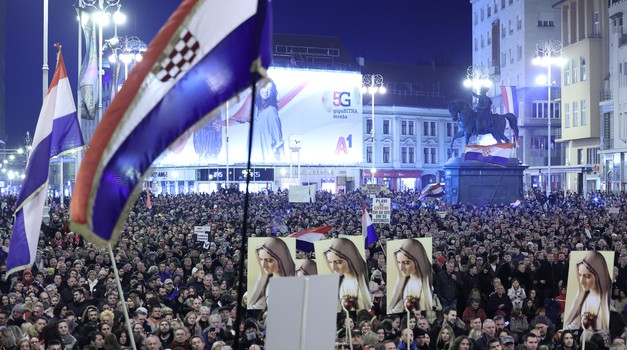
[
  {"xmin": 564, "ymin": 251, "xmax": 611, "ymax": 337},
  {"xmin": 249, "ymin": 237, "xmax": 295, "ymax": 310},
  {"xmin": 388, "ymin": 239, "xmax": 434, "ymax": 314},
  {"xmin": 323, "ymin": 238, "xmax": 373, "ymax": 311}
]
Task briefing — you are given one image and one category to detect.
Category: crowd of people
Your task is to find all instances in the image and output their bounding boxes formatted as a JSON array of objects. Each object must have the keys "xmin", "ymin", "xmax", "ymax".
[{"xmin": 0, "ymin": 187, "xmax": 624, "ymax": 350}]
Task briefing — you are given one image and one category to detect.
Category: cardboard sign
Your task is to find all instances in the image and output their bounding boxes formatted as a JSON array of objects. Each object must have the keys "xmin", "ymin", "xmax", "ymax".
[{"xmin": 371, "ymin": 197, "xmax": 391, "ymax": 224}]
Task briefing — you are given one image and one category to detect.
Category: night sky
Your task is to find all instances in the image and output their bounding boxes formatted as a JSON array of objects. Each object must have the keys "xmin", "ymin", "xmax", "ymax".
[{"xmin": 3, "ymin": 0, "xmax": 471, "ymax": 148}]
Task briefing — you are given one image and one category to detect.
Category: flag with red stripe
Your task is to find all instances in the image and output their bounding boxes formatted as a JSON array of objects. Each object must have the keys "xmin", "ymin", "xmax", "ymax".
[
  {"xmin": 70, "ymin": 0, "xmax": 272, "ymax": 246},
  {"xmin": 500, "ymin": 85, "xmax": 518, "ymax": 115}
]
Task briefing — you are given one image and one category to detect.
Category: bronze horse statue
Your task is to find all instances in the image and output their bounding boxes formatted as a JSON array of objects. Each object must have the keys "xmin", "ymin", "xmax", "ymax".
[{"xmin": 448, "ymin": 99, "xmax": 519, "ymax": 151}]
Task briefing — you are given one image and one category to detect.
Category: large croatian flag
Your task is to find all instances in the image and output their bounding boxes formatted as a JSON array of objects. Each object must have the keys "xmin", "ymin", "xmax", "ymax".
[
  {"xmin": 463, "ymin": 143, "xmax": 514, "ymax": 167},
  {"xmin": 288, "ymin": 226, "xmax": 332, "ymax": 253},
  {"xmin": 500, "ymin": 85, "xmax": 518, "ymax": 115},
  {"xmin": 7, "ymin": 47, "xmax": 84, "ymax": 274},
  {"xmin": 419, "ymin": 183, "xmax": 444, "ymax": 201},
  {"xmin": 361, "ymin": 200, "xmax": 378, "ymax": 248},
  {"xmin": 70, "ymin": 0, "xmax": 272, "ymax": 246}
]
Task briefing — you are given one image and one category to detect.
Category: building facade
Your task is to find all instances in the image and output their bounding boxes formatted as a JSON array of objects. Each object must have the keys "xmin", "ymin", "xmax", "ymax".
[{"xmin": 471, "ymin": 0, "xmax": 569, "ymax": 191}]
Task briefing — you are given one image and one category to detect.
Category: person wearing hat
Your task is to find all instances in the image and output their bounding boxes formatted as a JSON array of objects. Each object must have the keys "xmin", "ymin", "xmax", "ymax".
[
  {"xmin": 134, "ymin": 306, "xmax": 153, "ymax": 334},
  {"xmin": 413, "ymin": 327, "xmax": 429, "ymax": 350},
  {"xmin": 500, "ymin": 336, "xmax": 515, "ymax": 350},
  {"xmin": 8, "ymin": 303, "xmax": 26, "ymax": 327},
  {"xmin": 530, "ymin": 316, "xmax": 553, "ymax": 347}
]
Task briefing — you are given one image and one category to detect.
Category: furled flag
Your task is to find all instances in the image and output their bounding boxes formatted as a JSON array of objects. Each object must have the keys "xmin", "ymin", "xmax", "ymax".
[
  {"xmin": 360, "ymin": 198, "xmax": 378, "ymax": 248},
  {"xmin": 287, "ymin": 226, "xmax": 332, "ymax": 253},
  {"xmin": 7, "ymin": 45, "xmax": 84, "ymax": 274},
  {"xmin": 463, "ymin": 143, "xmax": 514, "ymax": 167},
  {"xmin": 70, "ymin": 0, "xmax": 272, "ymax": 246},
  {"xmin": 77, "ymin": 6, "xmax": 98, "ymax": 121},
  {"xmin": 419, "ymin": 183, "xmax": 445, "ymax": 201},
  {"xmin": 510, "ymin": 199, "xmax": 523, "ymax": 208},
  {"xmin": 500, "ymin": 85, "xmax": 518, "ymax": 115},
  {"xmin": 146, "ymin": 190, "xmax": 152, "ymax": 210}
]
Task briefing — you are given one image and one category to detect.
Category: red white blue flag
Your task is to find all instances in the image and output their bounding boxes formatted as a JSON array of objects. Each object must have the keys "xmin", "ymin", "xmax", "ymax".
[
  {"xmin": 500, "ymin": 85, "xmax": 518, "ymax": 115},
  {"xmin": 463, "ymin": 143, "xmax": 514, "ymax": 167},
  {"xmin": 8, "ymin": 46, "xmax": 84, "ymax": 274},
  {"xmin": 70, "ymin": 0, "xmax": 272, "ymax": 246},
  {"xmin": 419, "ymin": 183, "xmax": 444, "ymax": 201},
  {"xmin": 288, "ymin": 226, "xmax": 332, "ymax": 253}
]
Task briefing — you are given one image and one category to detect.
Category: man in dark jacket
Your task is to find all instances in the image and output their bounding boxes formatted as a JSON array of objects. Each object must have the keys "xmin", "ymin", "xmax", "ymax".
[{"xmin": 434, "ymin": 261, "xmax": 462, "ymax": 309}]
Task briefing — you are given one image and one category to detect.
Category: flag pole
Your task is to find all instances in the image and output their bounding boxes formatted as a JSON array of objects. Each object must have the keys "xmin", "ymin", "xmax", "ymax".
[
  {"xmin": 42, "ymin": 0, "xmax": 49, "ymax": 101},
  {"xmin": 108, "ymin": 243, "xmax": 138, "ymax": 350}
]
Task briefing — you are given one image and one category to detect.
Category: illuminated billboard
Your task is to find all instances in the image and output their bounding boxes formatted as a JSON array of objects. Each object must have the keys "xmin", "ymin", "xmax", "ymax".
[{"xmin": 154, "ymin": 68, "xmax": 364, "ymax": 167}]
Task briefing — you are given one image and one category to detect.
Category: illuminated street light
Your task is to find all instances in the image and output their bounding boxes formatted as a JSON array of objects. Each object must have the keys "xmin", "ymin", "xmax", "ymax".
[
  {"xmin": 362, "ymin": 73, "xmax": 386, "ymax": 183},
  {"xmin": 533, "ymin": 39, "xmax": 565, "ymax": 195}
]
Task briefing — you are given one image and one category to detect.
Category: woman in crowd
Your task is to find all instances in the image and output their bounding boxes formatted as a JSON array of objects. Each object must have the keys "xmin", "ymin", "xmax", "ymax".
[
  {"xmin": 324, "ymin": 238, "xmax": 373, "ymax": 311},
  {"xmin": 435, "ymin": 325, "xmax": 455, "ymax": 350},
  {"xmin": 249, "ymin": 237, "xmax": 295, "ymax": 310},
  {"xmin": 449, "ymin": 336, "xmax": 473, "ymax": 350},
  {"xmin": 555, "ymin": 330, "xmax": 579, "ymax": 350},
  {"xmin": 388, "ymin": 239, "xmax": 434, "ymax": 314}
]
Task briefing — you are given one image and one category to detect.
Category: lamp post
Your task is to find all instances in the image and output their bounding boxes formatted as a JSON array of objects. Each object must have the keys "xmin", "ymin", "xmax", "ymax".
[
  {"xmin": 106, "ymin": 35, "xmax": 147, "ymax": 93},
  {"xmin": 533, "ymin": 40, "xmax": 564, "ymax": 195},
  {"xmin": 361, "ymin": 74, "xmax": 386, "ymax": 183},
  {"xmin": 80, "ymin": 0, "xmax": 126, "ymax": 125}
]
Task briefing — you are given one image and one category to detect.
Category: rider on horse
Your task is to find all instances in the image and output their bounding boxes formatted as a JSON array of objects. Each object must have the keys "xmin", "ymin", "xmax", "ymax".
[{"xmin": 471, "ymin": 86, "xmax": 493, "ymax": 133}]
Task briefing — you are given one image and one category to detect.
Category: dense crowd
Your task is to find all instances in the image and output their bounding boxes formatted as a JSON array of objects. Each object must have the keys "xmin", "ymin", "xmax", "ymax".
[{"xmin": 0, "ymin": 187, "xmax": 624, "ymax": 350}]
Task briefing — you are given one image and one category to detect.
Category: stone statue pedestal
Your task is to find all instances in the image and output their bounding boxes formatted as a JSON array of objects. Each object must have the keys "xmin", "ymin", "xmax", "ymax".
[{"xmin": 443, "ymin": 157, "xmax": 528, "ymax": 206}]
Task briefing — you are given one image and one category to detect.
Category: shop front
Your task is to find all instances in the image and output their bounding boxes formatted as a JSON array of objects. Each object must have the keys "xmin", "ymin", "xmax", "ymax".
[{"xmin": 362, "ymin": 169, "xmax": 423, "ymax": 191}]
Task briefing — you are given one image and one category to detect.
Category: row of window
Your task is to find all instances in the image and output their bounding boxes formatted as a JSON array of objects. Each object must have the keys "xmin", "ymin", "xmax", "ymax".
[
  {"xmin": 563, "ymin": 100, "xmax": 588, "ymax": 128},
  {"xmin": 577, "ymin": 147, "xmax": 599, "ymax": 165},
  {"xmin": 564, "ymin": 57, "xmax": 586, "ymax": 85},
  {"xmin": 474, "ymin": 0, "xmax": 516, "ymax": 25},
  {"xmin": 365, "ymin": 121, "xmax": 460, "ymax": 137},
  {"xmin": 531, "ymin": 101, "xmax": 560, "ymax": 119},
  {"xmin": 365, "ymin": 146, "xmax": 459, "ymax": 164}
]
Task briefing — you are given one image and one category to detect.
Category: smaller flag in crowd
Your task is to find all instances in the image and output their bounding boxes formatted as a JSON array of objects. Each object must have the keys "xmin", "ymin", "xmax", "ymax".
[
  {"xmin": 360, "ymin": 199, "xmax": 378, "ymax": 248},
  {"xmin": 419, "ymin": 183, "xmax": 445, "ymax": 201},
  {"xmin": 8, "ymin": 45, "xmax": 84, "ymax": 274},
  {"xmin": 288, "ymin": 226, "xmax": 332, "ymax": 253},
  {"xmin": 510, "ymin": 199, "xmax": 523, "ymax": 208},
  {"xmin": 500, "ymin": 85, "xmax": 518, "ymax": 115},
  {"xmin": 146, "ymin": 190, "xmax": 152, "ymax": 209},
  {"xmin": 463, "ymin": 143, "xmax": 514, "ymax": 167}
]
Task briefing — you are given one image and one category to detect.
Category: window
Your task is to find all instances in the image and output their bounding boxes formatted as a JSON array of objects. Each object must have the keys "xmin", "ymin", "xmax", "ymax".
[
  {"xmin": 474, "ymin": 12, "xmax": 478, "ymax": 25},
  {"xmin": 577, "ymin": 149, "xmax": 584, "ymax": 165},
  {"xmin": 587, "ymin": 147, "xmax": 599, "ymax": 164},
  {"xmin": 509, "ymin": 48, "xmax": 514, "ymax": 64},
  {"xmin": 517, "ymin": 45, "xmax": 522, "ymax": 61},
  {"xmin": 383, "ymin": 120, "xmax": 390, "ymax": 135},
  {"xmin": 487, "ymin": 31, "xmax": 492, "ymax": 45},
  {"xmin": 494, "ymin": 0, "xmax": 498, "ymax": 13},
  {"xmin": 423, "ymin": 121, "xmax": 436, "ymax": 136},
  {"xmin": 613, "ymin": 16, "xmax": 623, "ymax": 33},
  {"xmin": 401, "ymin": 120, "xmax": 407, "ymax": 135},
  {"xmin": 487, "ymin": 3, "xmax": 492, "ymax": 17},
  {"xmin": 564, "ymin": 62, "xmax": 570, "ymax": 85},
  {"xmin": 481, "ymin": 8, "xmax": 484, "ymax": 21},
  {"xmin": 431, "ymin": 148, "xmax": 437, "ymax": 164},
  {"xmin": 573, "ymin": 101, "xmax": 579, "ymax": 126},
  {"xmin": 447, "ymin": 148, "xmax": 460, "ymax": 159},
  {"xmin": 572, "ymin": 58, "xmax": 578, "ymax": 83},
  {"xmin": 564, "ymin": 103, "xmax": 570, "ymax": 128},
  {"xmin": 501, "ymin": 0, "xmax": 505, "ymax": 9},
  {"xmin": 581, "ymin": 100, "xmax": 587, "ymax": 125},
  {"xmin": 509, "ymin": 19, "xmax": 513, "ymax": 34},
  {"xmin": 509, "ymin": 0, "xmax": 513, "ymax": 4},
  {"xmin": 475, "ymin": 38, "xmax": 478, "ymax": 51},
  {"xmin": 401, "ymin": 147, "xmax": 415, "ymax": 164},
  {"xmin": 481, "ymin": 34, "xmax": 485, "ymax": 48},
  {"xmin": 446, "ymin": 122, "xmax": 460, "ymax": 137},
  {"xmin": 502, "ymin": 52, "xmax": 507, "ymax": 67},
  {"xmin": 366, "ymin": 119, "xmax": 372, "ymax": 134},
  {"xmin": 423, "ymin": 148, "xmax": 436, "ymax": 164},
  {"xmin": 366, "ymin": 145, "xmax": 372, "ymax": 163},
  {"xmin": 383, "ymin": 146, "xmax": 390, "ymax": 163},
  {"xmin": 408, "ymin": 121, "xmax": 414, "ymax": 135},
  {"xmin": 593, "ymin": 12, "xmax": 600, "ymax": 37},
  {"xmin": 530, "ymin": 136, "xmax": 549, "ymax": 157},
  {"xmin": 517, "ymin": 15, "xmax": 522, "ymax": 30},
  {"xmin": 538, "ymin": 13, "xmax": 555, "ymax": 27},
  {"xmin": 580, "ymin": 56, "xmax": 586, "ymax": 81},
  {"xmin": 501, "ymin": 24, "xmax": 506, "ymax": 38}
]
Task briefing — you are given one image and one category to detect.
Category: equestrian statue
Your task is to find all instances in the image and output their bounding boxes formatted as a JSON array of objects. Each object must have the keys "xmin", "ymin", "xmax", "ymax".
[{"xmin": 448, "ymin": 86, "xmax": 519, "ymax": 152}]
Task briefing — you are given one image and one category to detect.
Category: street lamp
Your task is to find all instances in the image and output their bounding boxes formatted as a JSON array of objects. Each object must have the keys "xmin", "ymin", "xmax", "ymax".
[
  {"xmin": 463, "ymin": 65, "xmax": 492, "ymax": 92},
  {"xmin": 106, "ymin": 35, "xmax": 147, "ymax": 93},
  {"xmin": 361, "ymin": 74, "xmax": 386, "ymax": 183},
  {"xmin": 533, "ymin": 40, "xmax": 564, "ymax": 195},
  {"xmin": 79, "ymin": 0, "xmax": 126, "ymax": 125}
]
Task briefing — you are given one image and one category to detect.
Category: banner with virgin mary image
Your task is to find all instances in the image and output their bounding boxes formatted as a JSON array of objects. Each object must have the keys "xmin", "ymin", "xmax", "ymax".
[
  {"xmin": 563, "ymin": 250, "xmax": 614, "ymax": 338},
  {"xmin": 386, "ymin": 238, "xmax": 434, "ymax": 314},
  {"xmin": 247, "ymin": 237, "xmax": 297, "ymax": 310},
  {"xmin": 314, "ymin": 236, "xmax": 373, "ymax": 312}
]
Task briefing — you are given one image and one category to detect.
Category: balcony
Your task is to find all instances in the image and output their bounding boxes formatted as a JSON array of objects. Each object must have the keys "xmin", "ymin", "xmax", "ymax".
[{"xmin": 600, "ymin": 89, "xmax": 612, "ymax": 102}]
